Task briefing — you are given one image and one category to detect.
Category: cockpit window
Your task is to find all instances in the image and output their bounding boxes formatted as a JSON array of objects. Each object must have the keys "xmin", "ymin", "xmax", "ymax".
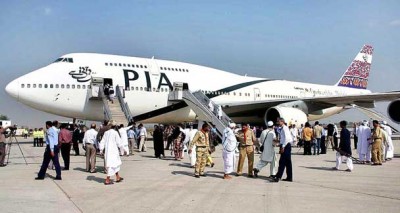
[{"xmin": 54, "ymin": 58, "xmax": 74, "ymax": 63}]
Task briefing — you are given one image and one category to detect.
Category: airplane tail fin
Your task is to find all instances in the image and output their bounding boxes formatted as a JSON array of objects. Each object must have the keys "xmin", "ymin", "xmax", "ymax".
[{"xmin": 335, "ymin": 44, "xmax": 373, "ymax": 89}]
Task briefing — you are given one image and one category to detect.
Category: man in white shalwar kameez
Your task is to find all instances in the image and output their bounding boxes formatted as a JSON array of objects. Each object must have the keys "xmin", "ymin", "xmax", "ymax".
[
  {"xmin": 222, "ymin": 123, "xmax": 237, "ymax": 180},
  {"xmin": 357, "ymin": 121, "xmax": 372, "ymax": 163},
  {"xmin": 381, "ymin": 122, "xmax": 394, "ymax": 160},
  {"xmin": 99, "ymin": 121, "xmax": 124, "ymax": 185},
  {"xmin": 118, "ymin": 124, "xmax": 132, "ymax": 156},
  {"xmin": 188, "ymin": 124, "xmax": 199, "ymax": 168},
  {"xmin": 253, "ymin": 121, "xmax": 278, "ymax": 178}
]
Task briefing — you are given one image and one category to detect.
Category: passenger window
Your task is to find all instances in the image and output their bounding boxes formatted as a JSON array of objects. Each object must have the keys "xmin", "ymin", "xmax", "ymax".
[
  {"xmin": 128, "ymin": 64, "xmax": 131, "ymax": 67},
  {"xmin": 21, "ymin": 84, "xmax": 25, "ymax": 88},
  {"xmin": 140, "ymin": 65, "xmax": 143, "ymax": 68},
  {"xmin": 168, "ymin": 68, "xmax": 171, "ymax": 71},
  {"xmin": 144, "ymin": 65, "xmax": 147, "ymax": 68},
  {"xmin": 50, "ymin": 84, "xmax": 53, "ymax": 88},
  {"xmin": 27, "ymin": 84, "xmax": 31, "ymax": 88},
  {"xmin": 136, "ymin": 65, "xmax": 139, "ymax": 68},
  {"xmin": 82, "ymin": 85, "xmax": 86, "ymax": 89},
  {"xmin": 119, "ymin": 63, "xmax": 122, "ymax": 66},
  {"xmin": 72, "ymin": 85, "xmax": 75, "ymax": 89},
  {"xmin": 140, "ymin": 87, "xmax": 143, "ymax": 91},
  {"xmin": 110, "ymin": 63, "xmax": 113, "ymax": 66},
  {"xmin": 114, "ymin": 63, "xmax": 117, "ymax": 66},
  {"xmin": 135, "ymin": 87, "xmax": 138, "ymax": 90},
  {"xmin": 44, "ymin": 84, "xmax": 48, "ymax": 88},
  {"xmin": 39, "ymin": 84, "xmax": 42, "ymax": 88},
  {"xmin": 61, "ymin": 84, "xmax": 65, "ymax": 89},
  {"xmin": 77, "ymin": 85, "xmax": 81, "ymax": 89},
  {"xmin": 160, "ymin": 67, "xmax": 163, "ymax": 70},
  {"xmin": 88, "ymin": 85, "xmax": 91, "ymax": 89},
  {"xmin": 55, "ymin": 84, "xmax": 59, "ymax": 89},
  {"xmin": 33, "ymin": 84, "xmax": 37, "ymax": 88},
  {"xmin": 123, "ymin": 64, "xmax": 126, "ymax": 67},
  {"xmin": 66, "ymin": 84, "xmax": 70, "ymax": 89}
]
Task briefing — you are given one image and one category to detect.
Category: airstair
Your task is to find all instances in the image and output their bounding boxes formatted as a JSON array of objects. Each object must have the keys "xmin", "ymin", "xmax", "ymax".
[
  {"xmin": 168, "ymin": 83, "xmax": 231, "ymax": 139},
  {"xmin": 354, "ymin": 105, "xmax": 400, "ymax": 134},
  {"xmin": 98, "ymin": 85, "xmax": 132, "ymax": 125}
]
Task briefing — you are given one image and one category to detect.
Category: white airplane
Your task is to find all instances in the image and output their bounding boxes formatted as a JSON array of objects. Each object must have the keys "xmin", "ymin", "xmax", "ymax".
[{"xmin": 5, "ymin": 45, "xmax": 400, "ymax": 126}]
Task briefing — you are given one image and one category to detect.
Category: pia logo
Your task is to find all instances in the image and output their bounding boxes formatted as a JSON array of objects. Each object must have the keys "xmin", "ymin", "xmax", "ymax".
[{"xmin": 69, "ymin": 66, "xmax": 92, "ymax": 82}]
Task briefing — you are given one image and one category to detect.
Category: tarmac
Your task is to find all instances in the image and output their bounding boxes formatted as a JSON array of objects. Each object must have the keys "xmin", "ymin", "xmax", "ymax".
[{"xmin": 1, "ymin": 137, "xmax": 400, "ymax": 213}]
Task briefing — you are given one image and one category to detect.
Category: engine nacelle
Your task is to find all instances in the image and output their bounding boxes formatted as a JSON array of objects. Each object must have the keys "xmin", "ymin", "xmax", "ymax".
[
  {"xmin": 265, "ymin": 106, "xmax": 308, "ymax": 127},
  {"xmin": 388, "ymin": 100, "xmax": 400, "ymax": 124}
]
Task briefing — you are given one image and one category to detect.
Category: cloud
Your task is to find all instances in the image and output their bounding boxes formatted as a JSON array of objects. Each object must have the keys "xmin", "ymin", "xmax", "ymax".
[
  {"xmin": 389, "ymin": 19, "xmax": 400, "ymax": 26},
  {"xmin": 44, "ymin": 7, "xmax": 52, "ymax": 15}
]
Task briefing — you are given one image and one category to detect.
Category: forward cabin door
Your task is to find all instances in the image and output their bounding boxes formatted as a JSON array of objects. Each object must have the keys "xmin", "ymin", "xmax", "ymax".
[{"xmin": 147, "ymin": 58, "xmax": 160, "ymax": 92}]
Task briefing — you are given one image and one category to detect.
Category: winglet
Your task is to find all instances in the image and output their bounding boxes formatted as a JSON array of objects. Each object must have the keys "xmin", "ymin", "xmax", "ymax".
[{"xmin": 335, "ymin": 45, "xmax": 373, "ymax": 89}]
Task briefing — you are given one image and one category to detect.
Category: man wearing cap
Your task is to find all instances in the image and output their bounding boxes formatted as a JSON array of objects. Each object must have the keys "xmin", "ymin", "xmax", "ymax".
[
  {"xmin": 357, "ymin": 120, "xmax": 372, "ymax": 164},
  {"xmin": 99, "ymin": 120, "xmax": 124, "ymax": 185},
  {"xmin": 371, "ymin": 120, "xmax": 384, "ymax": 165},
  {"xmin": 236, "ymin": 123, "xmax": 256, "ymax": 177},
  {"xmin": 253, "ymin": 121, "xmax": 278, "ymax": 178},
  {"xmin": 189, "ymin": 123, "xmax": 210, "ymax": 178},
  {"xmin": 222, "ymin": 123, "xmax": 238, "ymax": 179},
  {"xmin": 381, "ymin": 121, "xmax": 394, "ymax": 161},
  {"xmin": 272, "ymin": 118, "xmax": 293, "ymax": 182}
]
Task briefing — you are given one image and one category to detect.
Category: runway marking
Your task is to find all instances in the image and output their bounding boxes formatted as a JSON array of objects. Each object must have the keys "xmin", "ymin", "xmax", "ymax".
[{"xmin": 53, "ymin": 180, "xmax": 84, "ymax": 213}]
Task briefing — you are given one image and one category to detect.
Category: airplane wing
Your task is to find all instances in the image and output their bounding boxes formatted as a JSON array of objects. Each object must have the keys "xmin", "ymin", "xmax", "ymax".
[{"xmin": 222, "ymin": 91, "xmax": 400, "ymax": 117}]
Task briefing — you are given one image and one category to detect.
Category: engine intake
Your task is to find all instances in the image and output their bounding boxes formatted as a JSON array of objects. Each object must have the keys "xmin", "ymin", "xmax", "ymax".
[
  {"xmin": 388, "ymin": 100, "xmax": 400, "ymax": 124},
  {"xmin": 265, "ymin": 106, "xmax": 308, "ymax": 127}
]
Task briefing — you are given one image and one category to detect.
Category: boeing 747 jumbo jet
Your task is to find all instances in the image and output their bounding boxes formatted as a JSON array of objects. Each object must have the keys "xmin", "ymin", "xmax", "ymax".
[{"xmin": 5, "ymin": 45, "xmax": 400, "ymax": 126}]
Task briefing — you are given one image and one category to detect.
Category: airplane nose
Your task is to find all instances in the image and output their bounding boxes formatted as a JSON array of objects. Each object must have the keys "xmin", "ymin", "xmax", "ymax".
[{"xmin": 5, "ymin": 79, "xmax": 19, "ymax": 100}]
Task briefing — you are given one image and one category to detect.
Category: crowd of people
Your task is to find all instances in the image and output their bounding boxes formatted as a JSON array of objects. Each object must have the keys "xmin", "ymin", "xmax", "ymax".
[
  {"xmin": 0, "ymin": 116, "xmax": 396, "ymax": 184},
  {"xmin": 32, "ymin": 120, "xmax": 148, "ymax": 185}
]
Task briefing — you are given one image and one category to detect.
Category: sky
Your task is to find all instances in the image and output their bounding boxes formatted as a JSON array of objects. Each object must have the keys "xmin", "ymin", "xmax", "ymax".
[{"xmin": 0, "ymin": 0, "xmax": 399, "ymax": 127}]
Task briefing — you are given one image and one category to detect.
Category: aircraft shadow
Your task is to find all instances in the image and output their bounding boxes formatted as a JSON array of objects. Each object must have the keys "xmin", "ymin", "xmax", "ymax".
[
  {"xmin": 299, "ymin": 166, "xmax": 335, "ymax": 171},
  {"xmin": 169, "ymin": 162, "xmax": 191, "ymax": 168}
]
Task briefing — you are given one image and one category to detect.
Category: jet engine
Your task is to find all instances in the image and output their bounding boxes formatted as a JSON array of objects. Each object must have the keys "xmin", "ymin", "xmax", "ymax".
[
  {"xmin": 265, "ymin": 106, "xmax": 308, "ymax": 127},
  {"xmin": 388, "ymin": 100, "xmax": 400, "ymax": 124}
]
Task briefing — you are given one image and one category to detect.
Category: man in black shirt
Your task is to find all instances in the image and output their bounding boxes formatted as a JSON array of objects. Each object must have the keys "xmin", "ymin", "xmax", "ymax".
[
  {"xmin": 72, "ymin": 124, "xmax": 80, "ymax": 156},
  {"xmin": 333, "ymin": 120, "xmax": 353, "ymax": 172},
  {"xmin": 326, "ymin": 123, "xmax": 335, "ymax": 151}
]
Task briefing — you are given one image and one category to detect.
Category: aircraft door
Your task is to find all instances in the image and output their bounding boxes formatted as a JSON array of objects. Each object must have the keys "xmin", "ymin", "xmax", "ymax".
[
  {"xmin": 147, "ymin": 58, "xmax": 160, "ymax": 90},
  {"xmin": 90, "ymin": 77, "xmax": 104, "ymax": 98},
  {"xmin": 254, "ymin": 88, "xmax": 261, "ymax": 101}
]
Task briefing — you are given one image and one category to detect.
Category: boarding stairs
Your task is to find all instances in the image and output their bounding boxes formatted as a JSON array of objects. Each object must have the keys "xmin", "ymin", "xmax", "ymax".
[
  {"xmin": 168, "ymin": 89, "xmax": 231, "ymax": 139},
  {"xmin": 99, "ymin": 85, "xmax": 132, "ymax": 125},
  {"xmin": 354, "ymin": 105, "xmax": 400, "ymax": 134}
]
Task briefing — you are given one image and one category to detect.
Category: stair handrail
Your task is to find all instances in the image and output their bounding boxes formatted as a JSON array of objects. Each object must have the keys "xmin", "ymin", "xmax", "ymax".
[
  {"xmin": 99, "ymin": 85, "xmax": 112, "ymax": 121},
  {"xmin": 192, "ymin": 90, "xmax": 231, "ymax": 126},
  {"xmin": 182, "ymin": 90, "xmax": 231, "ymax": 138},
  {"xmin": 116, "ymin": 85, "xmax": 133, "ymax": 122},
  {"xmin": 354, "ymin": 105, "xmax": 400, "ymax": 133}
]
